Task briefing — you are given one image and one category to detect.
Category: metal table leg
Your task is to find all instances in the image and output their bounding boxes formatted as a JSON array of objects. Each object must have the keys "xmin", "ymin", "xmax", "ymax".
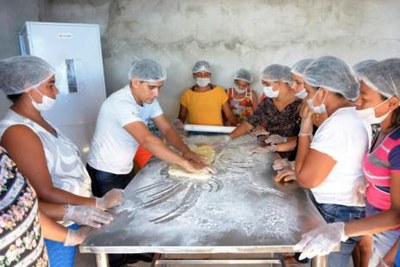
[
  {"xmin": 95, "ymin": 253, "xmax": 109, "ymax": 267},
  {"xmin": 311, "ymin": 255, "xmax": 327, "ymax": 267}
]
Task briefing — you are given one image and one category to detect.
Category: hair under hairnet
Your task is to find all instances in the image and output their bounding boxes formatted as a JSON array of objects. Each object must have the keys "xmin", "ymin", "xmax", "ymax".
[
  {"xmin": 234, "ymin": 68, "xmax": 251, "ymax": 83},
  {"xmin": 353, "ymin": 59, "xmax": 378, "ymax": 76},
  {"xmin": 192, "ymin": 60, "xmax": 211, "ymax": 73},
  {"xmin": 261, "ymin": 64, "xmax": 292, "ymax": 84},
  {"xmin": 128, "ymin": 59, "xmax": 167, "ymax": 82},
  {"xmin": 303, "ymin": 56, "xmax": 360, "ymax": 101},
  {"xmin": 358, "ymin": 58, "xmax": 400, "ymax": 98},
  {"xmin": 291, "ymin": 58, "xmax": 314, "ymax": 77},
  {"xmin": 0, "ymin": 55, "xmax": 55, "ymax": 95}
]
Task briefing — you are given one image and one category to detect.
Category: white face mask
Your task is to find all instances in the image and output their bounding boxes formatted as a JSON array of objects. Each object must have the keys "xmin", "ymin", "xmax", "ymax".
[
  {"xmin": 233, "ymin": 85, "xmax": 246, "ymax": 94},
  {"xmin": 263, "ymin": 86, "xmax": 279, "ymax": 98},
  {"xmin": 295, "ymin": 89, "xmax": 308, "ymax": 99},
  {"xmin": 306, "ymin": 89, "xmax": 327, "ymax": 114},
  {"xmin": 29, "ymin": 88, "xmax": 56, "ymax": 111},
  {"xmin": 355, "ymin": 99, "xmax": 391, "ymax": 124},
  {"xmin": 196, "ymin": 78, "xmax": 210, "ymax": 87}
]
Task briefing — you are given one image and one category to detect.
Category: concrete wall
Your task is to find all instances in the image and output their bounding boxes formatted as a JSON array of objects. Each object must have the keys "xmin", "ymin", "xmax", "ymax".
[
  {"xmin": 2, "ymin": 0, "xmax": 400, "ymax": 120},
  {"xmin": 0, "ymin": 0, "xmax": 41, "ymax": 117}
]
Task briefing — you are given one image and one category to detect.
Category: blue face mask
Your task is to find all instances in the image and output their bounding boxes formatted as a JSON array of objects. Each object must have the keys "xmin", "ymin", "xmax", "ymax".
[{"xmin": 306, "ymin": 88, "xmax": 327, "ymax": 114}]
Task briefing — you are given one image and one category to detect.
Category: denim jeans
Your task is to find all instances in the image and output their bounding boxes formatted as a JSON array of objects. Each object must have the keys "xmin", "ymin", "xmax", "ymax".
[
  {"xmin": 366, "ymin": 202, "xmax": 400, "ymax": 266},
  {"xmin": 310, "ymin": 193, "xmax": 366, "ymax": 267},
  {"xmin": 86, "ymin": 164, "xmax": 135, "ymax": 197}
]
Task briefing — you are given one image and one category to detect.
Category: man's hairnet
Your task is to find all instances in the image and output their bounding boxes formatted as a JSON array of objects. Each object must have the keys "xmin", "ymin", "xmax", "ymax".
[
  {"xmin": 261, "ymin": 64, "xmax": 292, "ymax": 84},
  {"xmin": 358, "ymin": 58, "xmax": 400, "ymax": 98},
  {"xmin": 128, "ymin": 58, "xmax": 167, "ymax": 82},
  {"xmin": 353, "ymin": 59, "xmax": 378, "ymax": 76},
  {"xmin": 291, "ymin": 58, "xmax": 314, "ymax": 77},
  {"xmin": 192, "ymin": 60, "xmax": 211, "ymax": 73},
  {"xmin": 303, "ymin": 56, "xmax": 360, "ymax": 101},
  {"xmin": 0, "ymin": 55, "xmax": 55, "ymax": 95},
  {"xmin": 234, "ymin": 68, "xmax": 251, "ymax": 83}
]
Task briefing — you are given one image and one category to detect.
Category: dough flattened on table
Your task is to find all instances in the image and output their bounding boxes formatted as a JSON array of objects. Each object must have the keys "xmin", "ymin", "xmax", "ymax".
[{"xmin": 168, "ymin": 145, "xmax": 216, "ymax": 180}]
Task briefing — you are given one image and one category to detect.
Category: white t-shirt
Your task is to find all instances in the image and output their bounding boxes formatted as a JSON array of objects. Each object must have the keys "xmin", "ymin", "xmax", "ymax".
[
  {"xmin": 310, "ymin": 107, "xmax": 371, "ymax": 207},
  {"xmin": 87, "ymin": 85, "xmax": 163, "ymax": 174}
]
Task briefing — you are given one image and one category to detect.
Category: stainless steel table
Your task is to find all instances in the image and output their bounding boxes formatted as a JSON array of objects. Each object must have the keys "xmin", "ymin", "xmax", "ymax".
[{"xmin": 80, "ymin": 135, "xmax": 327, "ymax": 266}]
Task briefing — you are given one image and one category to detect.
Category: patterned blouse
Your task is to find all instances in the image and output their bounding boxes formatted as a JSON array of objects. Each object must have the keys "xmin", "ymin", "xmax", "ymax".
[
  {"xmin": 227, "ymin": 87, "xmax": 255, "ymax": 122},
  {"xmin": 0, "ymin": 147, "xmax": 48, "ymax": 267},
  {"xmin": 247, "ymin": 97, "xmax": 302, "ymax": 159}
]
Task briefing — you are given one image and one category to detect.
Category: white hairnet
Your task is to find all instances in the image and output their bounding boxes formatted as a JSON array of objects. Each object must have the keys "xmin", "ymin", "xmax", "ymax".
[
  {"xmin": 261, "ymin": 64, "xmax": 292, "ymax": 84},
  {"xmin": 303, "ymin": 56, "xmax": 360, "ymax": 101},
  {"xmin": 234, "ymin": 68, "xmax": 251, "ymax": 83},
  {"xmin": 0, "ymin": 55, "xmax": 55, "ymax": 95},
  {"xmin": 291, "ymin": 58, "xmax": 314, "ymax": 77},
  {"xmin": 192, "ymin": 60, "xmax": 211, "ymax": 73},
  {"xmin": 358, "ymin": 58, "xmax": 400, "ymax": 98},
  {"xmin": 128, "ymin": 59, "xmax": 167, "ymax": 82},
  {"xmin": 353, "ymin": 59, "xmax": 378, "ymax": 76}
]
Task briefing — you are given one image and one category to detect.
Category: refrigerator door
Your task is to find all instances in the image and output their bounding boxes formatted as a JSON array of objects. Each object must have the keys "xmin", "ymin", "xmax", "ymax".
[{"xmin": 19, "ymin": 22, "xmax": 106, "ymax": 161}]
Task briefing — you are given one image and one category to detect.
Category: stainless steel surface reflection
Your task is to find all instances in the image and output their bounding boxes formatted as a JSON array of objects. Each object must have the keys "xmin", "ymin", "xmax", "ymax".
[{"xmin": 80, "ymin": 135, "xmax": 326, "ymax": 254}]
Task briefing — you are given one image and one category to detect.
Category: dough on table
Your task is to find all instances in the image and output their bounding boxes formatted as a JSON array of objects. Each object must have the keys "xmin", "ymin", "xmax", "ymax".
[{"xmin": 168, "ymin": 145, "xmax": 216, "ymax": 180}]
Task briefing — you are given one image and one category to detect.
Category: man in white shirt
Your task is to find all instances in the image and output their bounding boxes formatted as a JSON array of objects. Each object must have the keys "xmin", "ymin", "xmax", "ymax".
[{"xmin": 87, "ymin": 59, "xmax": 208, "ymax": 197}]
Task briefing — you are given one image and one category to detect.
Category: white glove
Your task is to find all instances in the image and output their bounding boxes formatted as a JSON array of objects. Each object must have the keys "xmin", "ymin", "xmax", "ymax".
[
  {"xmin": 219, "ymin": 135, "xmax": 232, "ymax": 147},
  {"xmin": 294, "ymin": 222, "xmax": 348, "ymax": 260},
  {"xmin": 64, "ymin": 226, "xmax": 93, "ymax": 246},
  {"xmin": 299, "ymin": 109, "xmax": 314, "ymax": 136},
  {"xmin": 96, "ymin": 189, "xmax": 124, "ymax": 210},
  {"xmin": 250, "ymin": 145, "xmax": 277, "ymax": 155},
  {"xmin": 378, "ymin": 258, "xmax": 390, "ymax": 267},
  {"xmin": 172, "ymin": 119, "xmax": 184, "ymax": 131},
  {"xmin": 63, "ymin": 205, "xmax": 114, "ymax": 228},
  {"xmin": 272, "ymin": 158, "xmax": 294, "ymax": 171},
  {"xmin": 250, "ymin": 126, "xmax": 269, "ymax": 137},
  {"xmin": 265, "ymin": 134, "xmax": 287, "ymax": 145}
]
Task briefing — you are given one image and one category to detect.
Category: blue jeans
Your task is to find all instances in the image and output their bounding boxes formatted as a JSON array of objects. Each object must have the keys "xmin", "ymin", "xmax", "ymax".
[
  {"xmin": 86, "ymin": 164, "xmax": 135, "ymax": 197},
  {"xmin": 310, "ymin": 193, "xmax": 365, "ymax": 267}
]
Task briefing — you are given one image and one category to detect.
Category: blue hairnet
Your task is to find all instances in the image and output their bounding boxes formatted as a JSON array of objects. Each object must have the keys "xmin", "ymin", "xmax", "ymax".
[
  {"xmin": 353, "ymin": 59, "xmax": 378, "ymax": 76},
  {"xmin": 358, "ymin": 58, "xmax": 400, "ymax": 98},
  {"xmin": 234, "ymin": 68, "xmax": 251, "ymax": 83},
  {"xmin": 303, "ymin": 56, "xmax": 360, "ymax": 101},
  {"xmin": 261, "ymin": 64, "xmax": 292, "ymax": 84},
  {"xmin": 192, "ymin": 60, "xmax": 211, "ymax": 73},
  {"xmin": 128, "ymin": 59, "xmax": 167, "ymax": 82},
  {"xmin": 0, "ymin": 55, "xmax": 55, "ymax": 95},
  {"xmin": 291, "ymin": 58, "xmax": 314, "ymax": 77}
]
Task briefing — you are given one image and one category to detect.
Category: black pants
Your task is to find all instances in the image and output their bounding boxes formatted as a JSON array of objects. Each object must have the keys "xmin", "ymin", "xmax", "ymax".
[
  {"xmin": 86, "ymin": 164, "xmax": 135, "ymax": 197},
  {"xmin": 86, "ymin": 164, "xmax": 136, "ymax": 266}
]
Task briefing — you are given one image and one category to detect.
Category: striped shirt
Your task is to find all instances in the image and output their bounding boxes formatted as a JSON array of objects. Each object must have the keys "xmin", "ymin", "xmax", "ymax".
[{"xmin": 364, "ymin": 127, "xmax": 400, "ymax": 210}]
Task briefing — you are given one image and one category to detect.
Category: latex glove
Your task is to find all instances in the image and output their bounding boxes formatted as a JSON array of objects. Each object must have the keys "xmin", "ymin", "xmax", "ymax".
[
  {"xmin": 172, "ymin": 119, "xmax": 184, "ymax": 131},
  {"xmin": 96, "ymin": 189, "xmax": 124, "ymax": 210},
  {"xmin": 272, "ymin": 158, "xmax": 294, "ymax": 171},
  {"xmin": 218, "ymin": 135, "xmax": 231, "ymax": 148},
  {"xmin": 250, "ymin": 126, "xmax": 270, "ymax": 137},
  {"xmin": 378, "ymin": 258, "xmax": 389, "ymax": 267},
  {"xmin": 265, "ymin": 134, "xmax": 287, "ymax": 145},
  {"xmin": 250, "ymin": 145, "xmax": 277, "ymax": 155},
  {"xmin": 64, "ymin": 226, "xmax": 93, "ymax": 246},
  {"xmin": 63, "ymin": 205, "xmax": 114, "ymax": 228},
  {"xmin": 295, "ymin": 222, "xmax": 348, "ymax": 260},
  {"xmin": 275, "ymin": 169, "xmax": 296, "ymax": 183},
  {"xmin": 299, "ymin": 111, "xmax": 314, "ymax": 136}
]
